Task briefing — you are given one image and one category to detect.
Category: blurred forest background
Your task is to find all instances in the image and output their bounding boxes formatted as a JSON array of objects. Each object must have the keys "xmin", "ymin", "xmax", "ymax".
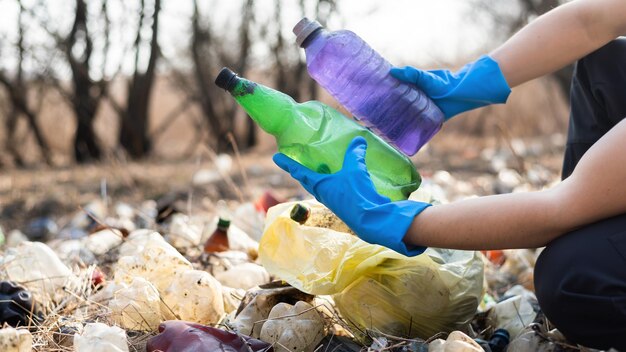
[{"xmin": 0, "ymin": 0, "xmax": 572, "ymax": 227}]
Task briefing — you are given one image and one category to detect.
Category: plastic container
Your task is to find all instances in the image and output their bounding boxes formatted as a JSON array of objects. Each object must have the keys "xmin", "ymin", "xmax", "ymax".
[
  {"xmin": 146, "ymin": 320, "xmax": 272, "ymax": 352},
  {"xmin": 0, "ymin": 281, "xmax": 37, "ymax": 327},
  {"xmin": 215, "ymin": 68, "xmax": 421, "ymax": 201},
  {"xmin": 73, "ymin": 322, "xmax": 129, "ymax": 352},
  {"xmin": 114, "ymin": 238, "xmax": 193, "ymax": 292},
  {"xmin": 0, "ymin": 327, "xmax": 32, "ymax": 352},
  {"xmin": 214, "ymin": 262, "xmax": 270, "ymax": 290},
  {"xmin": 293, "ymin": 18, "xmax": 444, "ymax": 156},
  {"xmin": 259, "ymin": 301, "xmax": 325, "ymax": 352},
  {"xmin": 108, "ymin": 277, "xmax": 162, "ymax": 331},
  {"xmin": 428, "ymin": 331, "xmax": 483, "ymax": 352},
  {"xmin": 83, "ymin": 229, "xmax": 123, "ymax": 256},
  {"xmin": 162, "ymin": 270, "xmax": 224, "ymax": 325},
  {"xmin": 1, "ymin": 241, "xmax": 76, "ymax": 304},
  {"xmin": 487, "ymin": 286, "xmax": 538, "ymax": 339}
]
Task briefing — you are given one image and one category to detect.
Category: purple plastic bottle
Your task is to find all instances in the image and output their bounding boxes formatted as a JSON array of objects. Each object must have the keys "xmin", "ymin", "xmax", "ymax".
[{"xmin": 293, "ymin": 18, "xmax": 445, "ymax": 156}]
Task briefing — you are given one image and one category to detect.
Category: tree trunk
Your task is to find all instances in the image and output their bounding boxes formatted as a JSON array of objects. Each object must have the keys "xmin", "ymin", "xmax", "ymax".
[{"xmin": 119, "ymin": 0, "xmax": 161, "ymax": 158}]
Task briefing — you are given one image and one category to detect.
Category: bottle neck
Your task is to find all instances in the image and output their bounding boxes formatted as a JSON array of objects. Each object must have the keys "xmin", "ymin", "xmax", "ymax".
[
  {"xmin": 302, "ymin": 29, "xmax": 326, "ymax": 60},
  {"xmin": 300, "ymin": 28, "xmax": 324, "ymax": 49},
  {"xmin": 228, "ymin": 77, "xmax": 293, "ymax": 136}
]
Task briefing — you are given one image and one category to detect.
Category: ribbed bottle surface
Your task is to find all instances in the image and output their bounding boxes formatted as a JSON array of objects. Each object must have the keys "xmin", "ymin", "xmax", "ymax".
[{"xmin": 304, "ymin": 29, "xmax": 444, "ymax": 155}]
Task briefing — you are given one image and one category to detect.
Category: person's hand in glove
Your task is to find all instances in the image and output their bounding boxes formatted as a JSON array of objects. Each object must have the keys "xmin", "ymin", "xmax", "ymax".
[
  {"xmin": 273, "ymin": 136, "xmax": 431, "ymax": 256},
  {"xmin": 390, "ymin": 55, "xmax": 511, "ymax": 120}
]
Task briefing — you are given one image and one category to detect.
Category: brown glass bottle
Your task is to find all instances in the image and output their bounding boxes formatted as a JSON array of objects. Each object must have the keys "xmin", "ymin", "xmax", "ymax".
[{"xmin": 203, "ymin": 218, "xmax": 231, "ymax": 253}]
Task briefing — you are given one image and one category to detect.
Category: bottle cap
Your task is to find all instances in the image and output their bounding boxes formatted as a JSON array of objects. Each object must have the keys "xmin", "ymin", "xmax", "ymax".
[
  {"xmin": 290, "ymin": 203, "xmax": 310, "ymax": 224},
  {"xmin": 215, "ymin": 67, "xmax": 239, "ymax": 91},
  {"xmin": 293, "ymin": 17, "xmax": 323, "ymax": 47},
  {"xmin": 217, "ymin": 217, "xmax": 231, "ymax": 229}
]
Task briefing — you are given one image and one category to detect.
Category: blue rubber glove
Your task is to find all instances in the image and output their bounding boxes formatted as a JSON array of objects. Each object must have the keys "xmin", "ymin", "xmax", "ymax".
[
  {"xmin": 272, "ymin": 136, "xmax": 431, "ymax": 256},
  {"xmin": 390, "ymin": 55, "xmax": 511, "ymax": 120}
]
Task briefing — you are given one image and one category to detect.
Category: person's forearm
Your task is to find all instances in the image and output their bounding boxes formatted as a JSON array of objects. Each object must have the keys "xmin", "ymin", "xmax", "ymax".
[
  {"xmin": 404, "ymin": 189, "xmax": 569, "ymax": 250},
  {"xmin": 491, "ymin": 0, "xmax": 626, "ymax": 87},
  {"xmin": 405, "ymin": 119, "xmax": 626, "ymax": 251}
]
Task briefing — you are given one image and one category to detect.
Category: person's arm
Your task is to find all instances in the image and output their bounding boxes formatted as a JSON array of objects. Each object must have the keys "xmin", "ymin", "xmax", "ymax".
[
  {"xmin": 405, "ymin": 119, "xmax": 626, "ymax": 250},
  {"xmin": 492, "ymin": 0, "xmax": 626, "ymax": 87},
  {"xmin": 391, "ymin": 0, "xmax": 626, "ymax": 119}
]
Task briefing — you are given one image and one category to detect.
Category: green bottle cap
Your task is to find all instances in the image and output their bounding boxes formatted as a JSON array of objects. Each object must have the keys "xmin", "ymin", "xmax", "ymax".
[
  {"xmin": 217, "ymin": 217, "xmax": 231, "ymax": 229},
  {"xmin": 215, "ymin": 67, "xmax": 240, "ymax": 92},
  {"xmin": 290, "ymin": 203, "xmax": 310, "ymax": 224}
]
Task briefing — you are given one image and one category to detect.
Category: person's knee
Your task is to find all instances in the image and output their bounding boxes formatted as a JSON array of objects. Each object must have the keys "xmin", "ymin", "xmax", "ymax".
[{"xmin": 534, "ymin": 217, "xmax": 626, "ymax": 350}]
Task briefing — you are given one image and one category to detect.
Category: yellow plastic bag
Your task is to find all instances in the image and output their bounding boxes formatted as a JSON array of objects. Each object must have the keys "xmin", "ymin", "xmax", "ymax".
[{"xmin": 259, "ymin": 200, "xmax": 484, "ymax": 339}]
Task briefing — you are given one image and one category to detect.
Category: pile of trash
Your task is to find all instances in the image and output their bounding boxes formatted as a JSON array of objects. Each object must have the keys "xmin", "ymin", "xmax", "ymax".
[{"xmin": 0, "ymin": 168, "xmax": 606, "ymax": 352}]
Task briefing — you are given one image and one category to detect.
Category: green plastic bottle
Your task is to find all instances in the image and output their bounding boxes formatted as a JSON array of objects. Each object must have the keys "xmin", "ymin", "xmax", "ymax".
[{"xmin": 214, "ymin": 67, "xmax": 421, "ymax": 201}]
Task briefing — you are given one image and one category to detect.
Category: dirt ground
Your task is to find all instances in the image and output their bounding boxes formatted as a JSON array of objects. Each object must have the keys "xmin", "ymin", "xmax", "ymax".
[{"xmin": 0, "ymin": 128, "xmax": 566, "ymax": 236}]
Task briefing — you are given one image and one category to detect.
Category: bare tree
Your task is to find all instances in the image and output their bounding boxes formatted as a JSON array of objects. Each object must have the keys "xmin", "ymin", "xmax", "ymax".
[
  {"xmin": 0, "ymin": 0, "xmax": 52, "ymax": 166},
  {"xmin": 115, "ymin": 0, "xmax": 161, "ymax": 159}
]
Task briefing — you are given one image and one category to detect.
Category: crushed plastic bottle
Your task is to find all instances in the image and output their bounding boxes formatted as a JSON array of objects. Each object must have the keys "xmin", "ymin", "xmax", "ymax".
[
  {"xmin": 1, "ymin": 241, "xmax": 76, "ymax": 303},
  {"xmin": 117, "ymin": 229, "xmax": 164, "ymax": 257},
  {"xmin": 162, "ymin": 270, "xmax": 225, "ymax": 325},
  {"xmin": 0, "ymin": 327, "xmax": 32, "ymax": 352},
  {"xmin": 259, "ymin": 301, "xmax": 325, "ymax": 352},
  {"xmin": 428, "ymin": 331, "xmax": 483, "ymax": 352},
  {"xmin": 114, "ymin": 238, "xmax": 193, "ymax": 292},
  {"xmin": 0, "ymin": 281, "xmax": 37, "ymax": 327},
  {"xmin": 232, "ymin": 283, "xmax": 314, "ymax": 338},
  {"xmin": 108, "ymin": 277, "xmax": 162, "ymax": 331},
  {"xmin": 214, "ymin": 263, "xmax": 270, "ymax": 290},
  {"xmin": 83, "ymin": 228, "xmax": 123, "ymax": 256},
  {"xmin": 146, "ymin": 320, "xmax": 273, "ymax": 352},
  {"xmin": 487, "ymin": 285, "xmax": 539, "ymax": 339},
  {"xmin": 166, "ymin": 214, "xmax": 203, "ymax": 251},
  {"xmin": 73, "ymin": 322, "xmax": 129, "ymax": 352},
  {"xmin": 222, "ymin": 286, "xmax": 245, "ymax": 314}
]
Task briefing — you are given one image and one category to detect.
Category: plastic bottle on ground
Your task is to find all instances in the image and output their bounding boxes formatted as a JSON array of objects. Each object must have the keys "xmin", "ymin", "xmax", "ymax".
[
  {"xmin": 0, "ymin": 327, "xmax": 32, "ymax": 352},
  {"xmin": 293, "ymin": 18, "xmax": 444, "ymax": 155},
  {"xmin": 215, "ymin": 68, "xmax": 421, "ymax": 201},
  {"xmin": 259, "ymin": 301, "xmax": 325, "ymax": 352},
  {"xmin": 204, "ymin": 217, "xmax": 231, "ymax": 253},
  {"xmin": 73, "ymin": 322, "xmax": 129, "ymax": 352}
]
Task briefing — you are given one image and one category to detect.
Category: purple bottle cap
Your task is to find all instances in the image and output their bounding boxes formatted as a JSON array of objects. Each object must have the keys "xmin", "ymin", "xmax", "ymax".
[{"xmin": 293, "ymin": 17, "xmax": 323, "ymax": 47}]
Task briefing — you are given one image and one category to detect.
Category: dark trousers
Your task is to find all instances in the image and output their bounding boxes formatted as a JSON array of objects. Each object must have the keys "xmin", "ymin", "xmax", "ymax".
[{"xmin": 535, "ymin": 38, "xmax": 626, "ymax": 351}]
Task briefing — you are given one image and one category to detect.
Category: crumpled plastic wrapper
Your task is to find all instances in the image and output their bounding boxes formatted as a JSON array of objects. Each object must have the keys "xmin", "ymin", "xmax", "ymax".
[{"xmin": 260, "ymin": 201, "xmax": 484, "ymax": 340}]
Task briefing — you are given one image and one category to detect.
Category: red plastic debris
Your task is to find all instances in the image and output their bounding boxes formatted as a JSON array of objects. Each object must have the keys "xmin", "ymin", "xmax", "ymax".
[
  {"xmin": 254, "ymin": 191, "xmax": 283, "ymax": 213},
  {"xmin": 146, "ymin": 320, "xmax": 273, "ymax": 352}
]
